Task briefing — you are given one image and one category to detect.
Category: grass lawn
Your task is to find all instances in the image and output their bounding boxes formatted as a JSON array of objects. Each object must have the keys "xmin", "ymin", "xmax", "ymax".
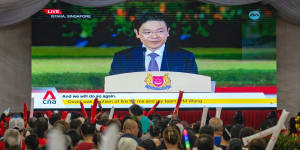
[
  {"xmin": 32, "ymin": 46, "xmax": 276, "ymax": 60},
  {"xmin": 32, "ymin": 58, "xmax": 276, "ymax": 74}
]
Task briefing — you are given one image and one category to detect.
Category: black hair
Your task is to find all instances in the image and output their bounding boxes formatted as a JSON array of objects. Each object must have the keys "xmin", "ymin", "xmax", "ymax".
[
  {"xmin": 148, "ymin": 114, "xmax": 161, "ymax": 124},
  {"xmin": 228, "ymin": 138, "xmax": 242, "ymax": 150},
  {"xmin": 199, "ymin": 125, "xmax": 214, "ymax": 137},
  {"xmin": 49, "ymin": 113, "xmax": 61, "ymax": 126},
  {"xmin": 129, "ymin": 104, "xmax": 144, "ymax": 116},
  {"xmin": 70, "ymin": 119, "xmax": 82, "ymax": 130},
  {"xmin": 150, "ymin": 124, "xmax": 161, "ymax": 137},
  {"xmin": 28, "ymin": 117, "xmax": 37, "ymax": 128},
  {"xmin": 163, "ymin": 126, "xmax": 181, "ymax": 145},
  {"xmin": 133, "ymin": 12, "xmax": 169, "ymax": 30},
  {"xmin": 248, "ymin": 138, "xmax": 266, "ymax": 150},
  {"xmin": 230, "ymin": 124, "xmax": 244, "ymax": 139},
  {"xmin": 81, "ymin": 121, "xmax": 96, "ymax": 136},
  {"xmin": 194, "ymin": 134, "xmax": 214, "ymax": 150},
  {"xmin": 140, "ymin": 139, "xmax": 157, "ymax": 150},
  {"xmin": 33, "ymin": 117, "xmax": 48, "ymax": 138},
  {"xmin": 67, "ymin": 130, "xmax": 81, "ymax": 147},
  {"xmin": 25, "ymin": 134, "xmax": 39, "ymax": 150},
  {"xmin": 192, "ymin": 121, "xmax": 201, "ymax": 134},
  {"xmin": 233, "ymin": 110, "xmax": 245, "ymax": 125}
]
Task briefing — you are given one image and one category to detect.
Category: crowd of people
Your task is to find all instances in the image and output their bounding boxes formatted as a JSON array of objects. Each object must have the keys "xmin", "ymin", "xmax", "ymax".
[{"xmin": 0, "ymin": 104, "xmax": 299, "ymax": 150}]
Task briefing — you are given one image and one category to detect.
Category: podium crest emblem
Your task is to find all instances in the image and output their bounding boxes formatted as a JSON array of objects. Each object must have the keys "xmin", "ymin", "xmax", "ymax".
[{"xmin": 144, "ymin": 73, "xmax": 171, "ymax": 90}]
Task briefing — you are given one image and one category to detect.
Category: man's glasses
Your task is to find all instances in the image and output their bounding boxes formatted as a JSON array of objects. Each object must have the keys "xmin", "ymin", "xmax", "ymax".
[{"xmin": 140, "ymin": 30, "xmax": 167, "ymax": 37}]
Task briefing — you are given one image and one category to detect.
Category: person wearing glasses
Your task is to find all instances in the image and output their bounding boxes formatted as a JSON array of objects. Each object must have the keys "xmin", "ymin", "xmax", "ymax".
[{"xmin": 109, "ymin": 12, "xmax": 198, "ymax": 75}]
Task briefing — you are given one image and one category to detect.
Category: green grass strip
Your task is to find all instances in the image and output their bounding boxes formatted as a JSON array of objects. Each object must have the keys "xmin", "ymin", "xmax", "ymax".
[
  {"xmin": 32, "ymin": 70, "xmax": 276, "ymax": 90},
  {"xmin": 32, "ymin": 46, "xmax": 276, "ymax": 60}
]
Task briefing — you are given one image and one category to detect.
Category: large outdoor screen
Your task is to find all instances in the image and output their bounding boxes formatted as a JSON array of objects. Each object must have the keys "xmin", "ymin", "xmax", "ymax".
[{"xmin": 32, "ymin": 1, "xmax": 276, "ymax": 109}]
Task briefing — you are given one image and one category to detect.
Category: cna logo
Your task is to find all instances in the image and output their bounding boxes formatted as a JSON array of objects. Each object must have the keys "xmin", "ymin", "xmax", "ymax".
[
  {"xmin": 43, "ymin": 9, "xmax": 62, "ymax": 15},
  {"xmin": 43, "ymin": 90, "xmax": 56, "ymax": 104},
  {"xmin": 249, "ymin": 10, "xmax": 260, "ymax": 20}
]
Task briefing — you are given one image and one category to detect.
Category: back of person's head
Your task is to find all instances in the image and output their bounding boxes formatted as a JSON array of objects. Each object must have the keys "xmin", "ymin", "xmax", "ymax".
[
  {"xmin": 28, "ymin": 117, "xmax": 37, "ymax": 129},
  {"xmin": 122, "ymin": 119, "xmax": 139, "ymax": 137},
  {"xmin": 133, "ymin": 12, "xmax": 169, "ymax": 30},
  {"xmin": 118, "ymin": 137, "xmax": 138, "ymax": 150},
  {"xmin": 4, "ymin": 129, "xmax": 21, "ymax": 150},
  {"xmin": 9, "ymin": 117, "xmax": 24, "ymax": 132},
  {"xmin": 70, "ymin": 118, "xmax": 82, "ymax": 130},
  {"xmin": 53, "ymin": 120, "xmax": 70, "ymax": 134},
  {"xmin": 194, "ymin": 134, "xmax": 214, "ymax": 150},
  {"xmin": 230, "ymin": 124, "xmax": 243, "ymax": 138},
  {"xmin": 228, "ymin": 138, "xmax": 242, "ymax": 150},
  {"xmin": 150, "ymin": 124, "xmax": 161, "ymax": 138},
  {"xmin": 148, "ymin": 114, "xmax": 161, "ymax": 124},
  {"xmin": 233, "ymin": 110, "xmax": 245, "ymax": 125},
  {"xmin": 49, "ymin": 112, "xmax": 61, "ymax": 125},
  {"xmin": 25, "ymin": 134, "xmax": 39, "ymax": 150},
  {"xmin": 67, "ymin": 129, "xmax": 81, "ymax": 148},
  {"xmin": 248, "ymin": 138, "xmax": 266, "ymax": 150},
  {"xmin": 209, "ymin": 117, "xmax": 223, "ymax": 132},
  {"xmin": 140, "ymin": 139, "xmax": 157, "ymax": 150},
  {"xmin": 267, "ymin": 111, "xmax": 277, "ymax": 119},
  {"xmin": 33, "ymin": 117, "xmax": 48, "ymax": 138},
  {"xmin": 81, "ymin": 121, "xmax": 95, "ymax": 137},
  {"xmin": 121, "ymin": 115, "xmax": 131, "ymax": 130},
  {"xmin": 129, "ymin": 104, "xmax": 143, "ymax": 116},
  {"xmin": 199, "ymin": 125, "xmax": 214, "ymax": 137},
  {"xmin": 239, "ymin": 127, "xmax": 254, "ymax": 140},
  {"xmin": 163, "ymin": 126, "xmax": 181, "ymax": 145}
]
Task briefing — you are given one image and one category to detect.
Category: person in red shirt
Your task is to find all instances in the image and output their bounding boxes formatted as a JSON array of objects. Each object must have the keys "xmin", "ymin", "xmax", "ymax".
[{"xmin": 76, "ymin": 121, "xmax": 95, "ymax": 150}]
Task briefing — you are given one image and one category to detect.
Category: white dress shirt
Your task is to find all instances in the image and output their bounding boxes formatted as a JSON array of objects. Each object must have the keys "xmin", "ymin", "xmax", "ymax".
[{"xmin": 144, "ymin": 44, "xmax": 165, "ymax": 71}]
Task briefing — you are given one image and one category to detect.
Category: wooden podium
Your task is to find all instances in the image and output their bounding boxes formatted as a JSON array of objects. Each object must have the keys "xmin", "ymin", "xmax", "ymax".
[{"xmin": 105, "ymin": 71, "xmax": 211, "ymax": 92}]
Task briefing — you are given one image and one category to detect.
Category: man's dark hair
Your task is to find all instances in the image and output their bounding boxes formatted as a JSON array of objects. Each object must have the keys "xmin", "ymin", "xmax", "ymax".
[
  {"xmin": 28, "ymin": 117, "xmax": 37, "ymax": 128},
  {"xmin": 148, "ymin": 114, "xmax": 161, "ymax": 124},
  {"xmin": 140, "ymin": 139, "xmax": 157, "ymax": 150},
  {"xmin": 228, "ymin": 138, "xmax": 242, "ymax": 150},
  {"xmin": 70, "ymin": 119, "xmax": 82, "ymax": 130},
  {"xmin": 230, "ymin": 124, "xmax": 243, "ymax": 138},
  {"xmin": 199, "ymin": 125, "xmax": 214, "ymax": 137},
  {"xmin": 150, "ymin": 124, "xmax": 161, "ymax": 137},
  {"xmin": 129, "ymin": 104, "xmax": 143, "ymax": 116},
  {"xmin": 25, "ymin": 134, "xmax": 39, "ymax": 150},
  {"xmin": 194, "ymin": 134, "xmax": 214, "ymax": 150},
  {"xmin": 67, "ymin": 130, "xmax": 81, "ymax": 147},
  {"xmin": 81, "ymin": 121, "xmax": 95, "ymax": 137},
  {"xmin": 49, "ymin": 113, "xmax": 61, "ymax": 125},
  {"xmin": 33, "ymin": 117, "xmax": 48, "ymax": 138},
  {"xmin": 233, "ymin": 110, "xmax": 245, "ymax": 125},
  {"xmin": 163, "ymin": 126, "xmax": 181, "ymax": 145},
  {"xmin": 133, "ymin": 12, "xmax": 169, "ymax": 30},
  {"xmin": 248, "ymin": 138, "xmax": 266, "ymax": 150}
]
